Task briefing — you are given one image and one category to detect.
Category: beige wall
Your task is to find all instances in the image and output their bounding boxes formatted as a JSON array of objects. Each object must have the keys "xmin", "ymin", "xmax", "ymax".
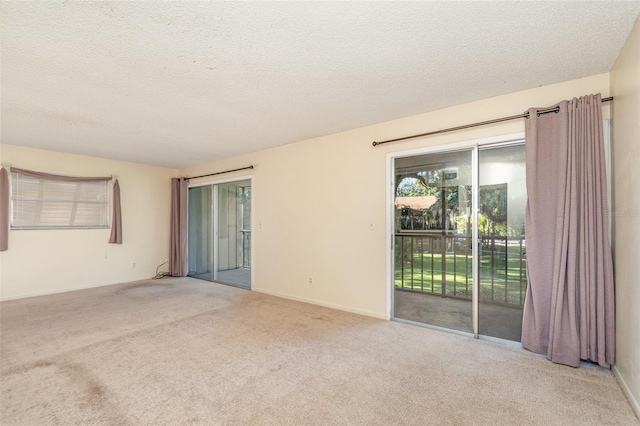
[
  {"xmin": 181, "ymin": 73, "xmax": 610, "ymax": 319},
  {"xmin": 611, "ymin": 17, "xmax": 640, "ymax": 417},
  {"xmin": 0, "ymin": 67, "xmax": 632, "ymax": 405},
  {"xmin": 0, "ymin": 144, "xmax": 176, "ymax": 299}
]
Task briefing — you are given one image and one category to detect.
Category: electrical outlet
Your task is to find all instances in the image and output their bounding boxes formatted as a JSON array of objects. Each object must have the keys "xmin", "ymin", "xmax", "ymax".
[
  {"xmin": 308, "ymin": 277, "xmax": 313, "ymax": 285},
  {"xmin": 132, "ymin": 262, "xmax": 136, "ymax": 268}
]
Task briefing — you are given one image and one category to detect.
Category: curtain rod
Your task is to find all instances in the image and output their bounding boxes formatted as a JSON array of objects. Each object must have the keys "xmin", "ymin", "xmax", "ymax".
[
  {"xmin": 372, "ymin": 96, "xmax": 613, "ymax": 147},
  {"xmin": 187, "ymin": 165, "xmax": 254, "ymax": 180}
]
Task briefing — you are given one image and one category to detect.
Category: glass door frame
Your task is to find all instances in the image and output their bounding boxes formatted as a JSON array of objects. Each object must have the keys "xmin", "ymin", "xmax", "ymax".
[
  {"xmin": 188, "ymin": 174, "xmax": 255, "ymax": 290},
  {"xmin": 386, "ymin": 132, "xmax": 524, "ymax": 340}
]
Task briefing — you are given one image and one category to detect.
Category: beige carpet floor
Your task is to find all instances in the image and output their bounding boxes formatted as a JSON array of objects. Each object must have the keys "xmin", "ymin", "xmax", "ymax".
[{"xmin": 1, "ymin": 277, "xmax": 637, "ymax": 425}]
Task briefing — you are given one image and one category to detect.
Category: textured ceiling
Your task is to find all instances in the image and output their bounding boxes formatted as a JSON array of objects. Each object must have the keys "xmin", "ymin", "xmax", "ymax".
[{"xmin": 2, "ymin": 2, "xmax": 639, "ymax": 169}]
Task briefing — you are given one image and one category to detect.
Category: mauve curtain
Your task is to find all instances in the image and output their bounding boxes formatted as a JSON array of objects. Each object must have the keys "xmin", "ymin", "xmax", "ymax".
[
  {"xmin": 170, "ymin": 178, "xmax": 188, "ymax": 277},
  {"xmin": 109, "ymin": 180, "xmax": 122, "ymax": 244},
  {"xmin": 0, "ymin": 168, "xmax": 9, "ymax": 251},
  {"xmin": 10, "ymin": 167, "xmax": 111, "ymax": 182},
  {"xmin": 522, "ymin": 93, "xmax": 615, "ymax": 367}
]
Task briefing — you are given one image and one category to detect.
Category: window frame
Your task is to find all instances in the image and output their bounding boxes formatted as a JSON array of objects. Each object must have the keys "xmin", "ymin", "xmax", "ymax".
[{"xmin": 9, "ymin": 172, "xmax": 111, "ymax": 230}]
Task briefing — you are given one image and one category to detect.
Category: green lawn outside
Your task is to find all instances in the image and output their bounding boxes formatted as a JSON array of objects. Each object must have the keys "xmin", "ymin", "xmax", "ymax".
[{"xmin": 395, "ymin": 239, "xmax": 527, "ymax": 306}]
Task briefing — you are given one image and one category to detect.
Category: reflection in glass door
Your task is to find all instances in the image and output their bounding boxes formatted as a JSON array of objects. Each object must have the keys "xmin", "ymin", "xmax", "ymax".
[
  {"xmin": 187, "ymin": 186, "xmax": 213, "ymax": 281},
  {"xmin": 188, "ymin": 179, "xmax": 252, "ymax": 289},
  {"xmin": 478, "ymin": 144, "xmax": 526, "ymax": 341},
  {"xmin": 392, "ymin": 142, "xmax": 526, "ymax": 342},
  {"xmin": 393, "ymin": 150, "xmax": 474, "ymax": 333}
]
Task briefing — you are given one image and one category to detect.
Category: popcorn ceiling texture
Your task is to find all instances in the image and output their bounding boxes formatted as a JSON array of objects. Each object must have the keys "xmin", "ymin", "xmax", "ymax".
[{"xmin": 1, "ymin": 2, "xmax": 639, "ymax": 168}]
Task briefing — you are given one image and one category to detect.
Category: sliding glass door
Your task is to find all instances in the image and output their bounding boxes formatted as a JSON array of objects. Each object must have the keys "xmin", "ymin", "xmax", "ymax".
[
  {"xmin": 392, "ymin": 142, "xmax": 526, "ymax": 342},
  {"xmin": 478, "ymin": 144, "xmax": 526, "ymax": 341},
  {"xmin": 188, "ymin": 179, "xmax": 252, "ymax": 289},
  {"xmin": 188, "ymin": 186, "xmax": 213, "ymax": 281},
  {"xmin": 393, "ymin": 150, "xmax": 474, "ymax": 333}
]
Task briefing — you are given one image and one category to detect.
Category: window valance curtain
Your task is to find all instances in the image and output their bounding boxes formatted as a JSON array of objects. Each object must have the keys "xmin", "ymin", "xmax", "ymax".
[
  {"xmin": 522, "ymin": 93, "xmax": 615, "ymax": 367},
  {"xmin": 9, "ymin": 167, "xmax": 112, "ymax": 182},
  {"xmin": 0, "ymin": 167, "xmax": 122, "ymax": 251}
]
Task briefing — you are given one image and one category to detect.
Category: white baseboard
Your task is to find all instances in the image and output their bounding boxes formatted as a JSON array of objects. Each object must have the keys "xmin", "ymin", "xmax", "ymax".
[
  {"xmin": 0, "ymin": 279, "xmax": 148, "ymax": 301},
  {"xmin": 613, "ymin": 365, "xmax": 640, "ymax": 421},
  {"xmin": 1, "ymin": 284, "xmax": 104, "ymax": 301},
  {"xmin": 252, "ymin": 287, "xmax": 386, "ymax": 320}
]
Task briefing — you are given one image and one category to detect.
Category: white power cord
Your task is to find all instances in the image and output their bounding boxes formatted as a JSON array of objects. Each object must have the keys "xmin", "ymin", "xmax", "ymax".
[{"xmin": 153, "ymin": 259, "xmax": 169, "ymax": 279}]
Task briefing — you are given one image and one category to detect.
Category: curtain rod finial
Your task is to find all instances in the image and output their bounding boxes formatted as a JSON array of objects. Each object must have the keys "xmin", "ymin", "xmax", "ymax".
[
  {"xmin": 111, "ymin": 175, "xmax": 118, "ymax": 180},
  {"xmin": 372, "ymin": 141, "xmax": 378, "ymax": 147},
  {"xmin": 1, "ymin": 163, "xmax": 11, "ymax": 169}
]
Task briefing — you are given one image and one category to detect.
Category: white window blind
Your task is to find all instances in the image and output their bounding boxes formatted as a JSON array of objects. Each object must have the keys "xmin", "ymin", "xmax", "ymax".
[{"xmin": 10, "ymin": 173, "xmax": 109, "ymax": 229}]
